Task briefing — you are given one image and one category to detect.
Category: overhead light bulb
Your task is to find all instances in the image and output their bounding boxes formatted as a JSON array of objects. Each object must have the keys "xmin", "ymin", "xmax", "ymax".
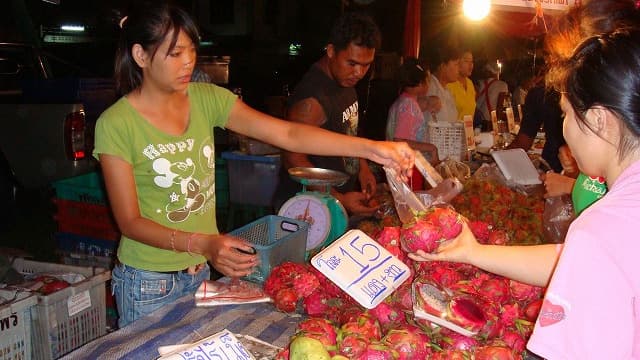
[{"xmin": 463, "ymin": 0, "xmax": 491, "ymax": 21}]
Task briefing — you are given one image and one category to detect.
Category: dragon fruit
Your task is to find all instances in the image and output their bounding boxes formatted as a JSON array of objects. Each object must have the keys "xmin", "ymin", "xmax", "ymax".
[
  {"xmin": 340, "ymin": 312, "xmax": 382, "ymax": 341},
  {"xmin": 429, "ymin": 349, "xmax": 473, "ymax": 360},
  {"xmin": 338, "ymin": 333, "xmax": 369, "ymax": 359},
  {"xmin": 369, "ymin": 301, "xmax": 407, "ymax": 332},
  {"xmin": 302, "ymin": 289, "xmax": 330, "ymax": 316},
  {"xmin": 522, "ymin": 298, "xmax": 543, "ymax": 322},
  {"xmin": 501, "ymin": 329, "xmax": 526, "ymax": 353},
  {"xmin": 400, "ymin": 219, "xmax": 441, "ymax": 253},
  {"xmin": 474, "ymin": 343, "xmax": 522, "ymax": 360},
  {"xmin": 509, "ymin": 280, "xmax": 543, "ymax": 303},
  {"xmin": 297, "ymin": 318, "xmax": 338, "ymax": 347},
  {"xmin": 400, "ymin": 207, "xmax": 463, "ymax": 253},
  {"xmin": 477, "ymin": 277, "xmax": 511, "ymax": 305},
  {"xmin": 353, "ymin": 342, "xmax": 395, "ymax": 360},
  {"xmin": 292, "ymin": 271, "xmax": 320, "ymax": 298},
  {"xmin": 448, "ymin": 295, "xmax": 487, "ymax": 333},
  {"xmin": 273, "ymin": 288, "xmax": 298, "ymax": 313},
  {"xmin": 439, "ymin": 328, "xmax": 479, "ymax": 351},
  {"xmin": 382, "ymin": 326, "xmax": 431, "ymax": 359}
]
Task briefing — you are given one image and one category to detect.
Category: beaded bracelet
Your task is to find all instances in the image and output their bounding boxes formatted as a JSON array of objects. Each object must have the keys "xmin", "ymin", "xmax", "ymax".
[{"xmin": 170, "ymin": 229, "xmax": 177, "ymax": 252}]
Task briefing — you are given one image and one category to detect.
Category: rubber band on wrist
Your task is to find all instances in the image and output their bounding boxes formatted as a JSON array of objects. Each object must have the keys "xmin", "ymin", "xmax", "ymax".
[{"xmin": 170, "ymin": 229, "xmax": 177, "ymax": 252}]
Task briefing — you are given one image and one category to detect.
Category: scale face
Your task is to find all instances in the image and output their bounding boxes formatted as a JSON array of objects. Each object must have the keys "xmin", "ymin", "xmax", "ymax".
[
  {"xmin": 278, "ymin": 194, "xmax": 331, "ymax": 250},
  {"xmin": 277, "ymin": 167, "xmax": 350, "ymax": 255}
]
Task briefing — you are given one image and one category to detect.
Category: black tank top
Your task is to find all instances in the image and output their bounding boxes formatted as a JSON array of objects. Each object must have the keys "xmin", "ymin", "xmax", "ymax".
[{"xmin": 273, "ymin": 62, "xmax": 361, "ymax": 209}]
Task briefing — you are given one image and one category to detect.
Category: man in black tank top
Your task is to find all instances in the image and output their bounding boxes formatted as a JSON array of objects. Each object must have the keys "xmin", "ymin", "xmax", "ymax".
[{"xmin": 273, "ymin": 12, "xmax": 381, "ymax": 215}]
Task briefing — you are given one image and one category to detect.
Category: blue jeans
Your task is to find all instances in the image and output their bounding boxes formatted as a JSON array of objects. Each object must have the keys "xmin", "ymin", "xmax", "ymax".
[{"xmin": 111, "ymin": 262, "xmax": 210, "ymax": 328}]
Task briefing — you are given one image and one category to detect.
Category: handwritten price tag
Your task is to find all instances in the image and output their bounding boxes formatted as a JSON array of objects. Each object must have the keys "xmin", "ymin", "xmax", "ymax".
[
  {"xmin": 158, "ymin": 329, "xmax": 254, "ymax": 360},
  {"xmin": 311, "ymin": 229, "xmax": 410, "ymax": 309}
]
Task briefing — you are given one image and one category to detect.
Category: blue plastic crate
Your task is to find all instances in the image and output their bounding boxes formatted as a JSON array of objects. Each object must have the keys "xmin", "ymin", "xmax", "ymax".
[
  {"xmin": 221, "ymin": 151, "xmax": 280, "ymax": 207},
  {"xmin": 229, "ymin": 215, "xmax": 308, "ymax": 283}
]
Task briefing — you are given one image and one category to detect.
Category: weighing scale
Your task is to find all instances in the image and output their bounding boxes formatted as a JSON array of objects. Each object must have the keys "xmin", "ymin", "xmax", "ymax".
[{"xmin": 277, "ymin": 167, "xmax": 349, "ymax": 256}]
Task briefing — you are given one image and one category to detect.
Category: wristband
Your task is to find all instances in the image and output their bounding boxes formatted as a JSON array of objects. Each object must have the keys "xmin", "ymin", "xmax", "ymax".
[
  {"xmin": 170, "ymin": 229, "xmax": 177, "ymax": 252},
  {"xmin": 187, "ymin": 233, "xmax": 196, "ymax": 256}
]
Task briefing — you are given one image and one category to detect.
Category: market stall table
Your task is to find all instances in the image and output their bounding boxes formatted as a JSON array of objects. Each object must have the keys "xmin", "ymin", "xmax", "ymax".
[{"xmin": 60, "ymin": 295, "xmax": 302, "ymax": 359}]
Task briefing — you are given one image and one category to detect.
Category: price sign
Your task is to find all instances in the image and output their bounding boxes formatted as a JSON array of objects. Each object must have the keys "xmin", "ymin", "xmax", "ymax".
[
  {"xmin": 311, "ymin": 229, "xmax": 410, "ymax": 309},
  {"xmin": 158, "ymin": 329, "xmax": 254, "ymax": 360}
]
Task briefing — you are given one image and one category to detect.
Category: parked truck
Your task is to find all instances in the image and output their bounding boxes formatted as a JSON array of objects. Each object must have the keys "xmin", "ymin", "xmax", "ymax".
[{"xmin": 0, "ymin": 42, "xmax": 117, "ymax": 223}]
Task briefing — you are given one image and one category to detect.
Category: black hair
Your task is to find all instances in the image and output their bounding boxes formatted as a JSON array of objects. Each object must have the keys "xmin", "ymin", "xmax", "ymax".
[
  {"xmin": 554, "ymin": 29, "xmax": 640, "ymax": 159},
  {"xmin": 328, "ymin": 12, "xmax": 381, "ymax": 52},
  {"xmin": 426, "ymin": 44, "xmax": 461, "ymax": 73},
  {"xmin": 114, "ymin": 2, "xmax": 200, "ymax": 94},
  {"xmin": 397, "ymin": 57, "xmax": 427, "ymax": 89}
]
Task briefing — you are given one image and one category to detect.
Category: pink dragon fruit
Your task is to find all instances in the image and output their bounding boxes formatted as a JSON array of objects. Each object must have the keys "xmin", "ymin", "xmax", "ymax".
[
  {"xmin": 448, "ymin": 295, "xmax": 487, "ymax": 333},
  {"xmin": 296, "ymin": 318, "xmax": 339, "ymax": 350},
  {"xmin": 509, "ymin": 280, "xmax": 543, "ymax": 303},
  {"xmin": 388, "ymin": 281, "xmax": 414, "ymax": 312},
  {"xmin": 501, "ymin": 329, "xmax": 526, "ymax": 353},
  {"xmin": 340, "ymin": 312, "xmax": 382, "ymax": 341},
  {"xmin": 376, "ymin": 226, "xmax": 401, "ymax": 247},
  {"xmin": 423, "ymin": 206, "xmax": 464, "ymax": 239},
  {"xmin": 302, "ymin": 289, "xmax": 330, "ymax": 316},
  {"xmin": 499, "ymin": 303, "xmax": 522, "ymax": 328},
  {"xmin": 522, "ymin": 298, "xmax": 543, "ymax": 322},
  {"xmin": 429, "ymin": 349, "xmax": 473, "ymax": 360},
  {"xmin": 439, "ymin": 328, "xmax": 479, "ymax": 351},
  {"xmin": 474, "ymin": 343, "xmax": 522, "ymax": 360},
  {"xmin": 477, "ymin": 277, "xmax": 511, "ymax": 305},
  {"xmin": 400, "ymin": 219, "xmax": 441, "ymax": 253},
  {"xmin": 427, "ymin": 263, "xmax": 463, "ymax": 288},
  {"xmin": 338, "ymin": 333, "xmax": 369, "ymax": 359},
  {"xmin": 369, "ymin": 301, "xmax": 407, "ymax": 332},
  {"xmin": 292, "ymin": 271, "xmax": 320, "ymax": 298},
  {"xmin": 382, "ymin": 326, "xmax": 431, "ymax": 359},
  {"xmin": 400, "ymin": 207, "xmax": 463, "ymax": 253},
  {"xmin": 353, "ymin": 342, "xmax": 396, "ymax": 360}
]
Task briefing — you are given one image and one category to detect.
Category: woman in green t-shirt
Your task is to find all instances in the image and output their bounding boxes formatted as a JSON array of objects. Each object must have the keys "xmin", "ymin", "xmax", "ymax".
[{"xmin": 97, "ymin": 2, "xmax": 414, "ymax": 328}]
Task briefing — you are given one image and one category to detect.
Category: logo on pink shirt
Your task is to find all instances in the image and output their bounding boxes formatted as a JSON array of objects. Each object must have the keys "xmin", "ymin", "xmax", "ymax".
[{"xmin": 538, "ymin": 299, "xmax": 566, "ymax": 327}]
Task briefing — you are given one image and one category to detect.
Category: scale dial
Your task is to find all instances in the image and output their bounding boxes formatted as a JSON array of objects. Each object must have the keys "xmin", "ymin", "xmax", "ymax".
[{"xmin": 278, "ymin": 194, "xmax": 331, "ymax": 251}]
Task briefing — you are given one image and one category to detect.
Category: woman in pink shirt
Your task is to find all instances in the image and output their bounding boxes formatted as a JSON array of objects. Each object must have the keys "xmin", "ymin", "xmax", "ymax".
[{"xmin": 410, "ymin": 29, "xmax": 640, "ymax": 359}]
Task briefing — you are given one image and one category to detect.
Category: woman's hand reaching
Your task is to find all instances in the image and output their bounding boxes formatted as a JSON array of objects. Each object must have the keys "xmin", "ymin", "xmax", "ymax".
[{"xmin": 200, "ymin": 234, "xmax": 259, "ymax": 278}]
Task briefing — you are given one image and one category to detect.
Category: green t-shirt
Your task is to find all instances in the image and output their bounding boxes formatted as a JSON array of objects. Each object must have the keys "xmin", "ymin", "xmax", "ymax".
[
  {"xmin": 93, "ymin": 83, "xmax": 237, "ymax": 271},
  {"xmin": 572, "ymin": 172, "xmax": 607, "ymax": 216}
]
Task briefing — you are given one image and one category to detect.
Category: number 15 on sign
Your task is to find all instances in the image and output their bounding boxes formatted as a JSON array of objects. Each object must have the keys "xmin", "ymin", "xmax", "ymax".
[{"xmin": 311, "ymin": 229, "xmax": 411, "ymax": 309}]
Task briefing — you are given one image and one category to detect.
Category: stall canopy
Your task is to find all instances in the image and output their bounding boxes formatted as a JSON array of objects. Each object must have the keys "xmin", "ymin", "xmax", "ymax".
[{"xmin": 489, "ymin": 0, "xmax": 581, "ymax": 38}]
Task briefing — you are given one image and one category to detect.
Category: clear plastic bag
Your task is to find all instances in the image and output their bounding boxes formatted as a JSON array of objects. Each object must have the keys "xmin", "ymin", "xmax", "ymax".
[
  {"xmin": 543, "ymin": 195, "xmax": 575, "ymax": 244},
  {"xmin": 195, "ymin": 278, "xmax": 271, "ymax": 306}
]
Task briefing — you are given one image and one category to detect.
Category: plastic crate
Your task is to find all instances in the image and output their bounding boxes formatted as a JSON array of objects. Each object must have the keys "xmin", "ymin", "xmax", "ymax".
[
  {"xmin": 221, "ymin": 151, "xmax": 281, "ymax": 207},
  {"xmin": 54, "ymin": 232, "xmax": 118, "ymax": 259},
  {"xmin": 53, "ymin": 198, "xmax": 120, "ymax": 241},
  {"xmin": 229, "ymin": 215, "xmax": 308, "ymax": 283},
  {"xmin": 428, "ymin": 121, "xmax": 466, "ymax": 161},
  {"xmin": 0, "ymin": 292, "xmax": 37, "ymax": 360},
  {"xmin": 51, "ymin": 172, "xmax": 107, "ymax": 205},
  {"xmin": 12, "ymin": 258, "xmax": 111, "ymax": 360}
]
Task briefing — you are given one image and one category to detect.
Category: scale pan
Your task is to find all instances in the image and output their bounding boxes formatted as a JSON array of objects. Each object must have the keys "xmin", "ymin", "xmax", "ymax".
[{"xmin": 288, "ymin": 167, "xmax": 349, "ymax": 187}]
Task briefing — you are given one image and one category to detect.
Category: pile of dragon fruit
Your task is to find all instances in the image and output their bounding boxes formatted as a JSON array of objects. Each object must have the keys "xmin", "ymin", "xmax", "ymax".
[{"xmin": 265, "ymin": 206, "xmax": 545, "ymax": 359}]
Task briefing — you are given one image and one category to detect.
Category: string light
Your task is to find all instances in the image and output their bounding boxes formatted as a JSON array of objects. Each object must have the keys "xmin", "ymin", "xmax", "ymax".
[{"xmin": 463, "ymin": 0, "xmax": 491, "ymax": 21}]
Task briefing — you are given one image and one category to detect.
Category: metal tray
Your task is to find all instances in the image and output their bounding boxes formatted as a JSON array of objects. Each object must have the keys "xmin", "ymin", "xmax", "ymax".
[{"xmin": 288, "ymin": 167, "xmax": 349, "ymax": 187}]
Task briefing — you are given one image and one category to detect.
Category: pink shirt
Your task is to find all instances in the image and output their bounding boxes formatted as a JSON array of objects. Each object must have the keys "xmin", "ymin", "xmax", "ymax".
[
  {"xmin": 386, "ymin": 93, "xmax": 427, "ymax": 142},
  {"xmin": 527, "ymin": 160, "xmax": 640, "ymax": 359}
]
